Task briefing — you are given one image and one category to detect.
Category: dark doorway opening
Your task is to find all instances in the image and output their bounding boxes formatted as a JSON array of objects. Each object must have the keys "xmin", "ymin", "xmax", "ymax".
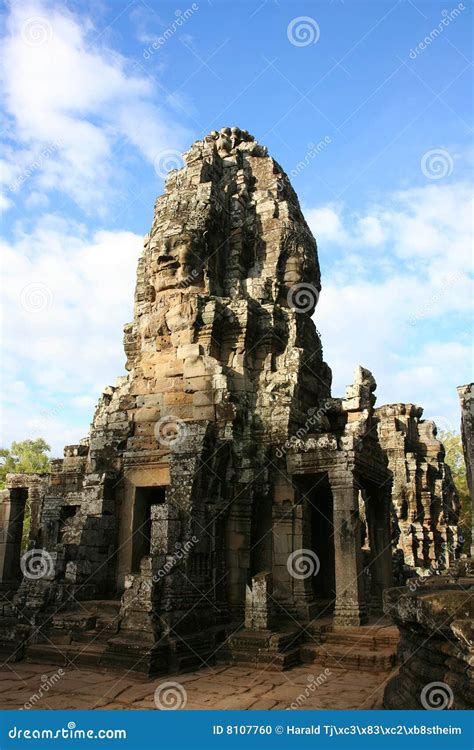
[
  {"xmin": 308, "ymin": 474, "xmax": 335, "ymax": 608},
  {"xmin": 131, "ymin": 486, "xmax": 166, "ymax": 573}
]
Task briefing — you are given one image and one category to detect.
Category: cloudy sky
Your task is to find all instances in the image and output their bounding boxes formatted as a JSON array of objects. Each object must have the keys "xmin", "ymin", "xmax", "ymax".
[{"xmin": 1, "ymin": 0, "xmax": 472, "ymax": 455}]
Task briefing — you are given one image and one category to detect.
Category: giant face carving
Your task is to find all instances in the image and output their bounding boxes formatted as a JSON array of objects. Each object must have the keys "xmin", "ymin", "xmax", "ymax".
[{"xmin": 153, "ymin": 235, "xmax": 203, "ymax": 293}]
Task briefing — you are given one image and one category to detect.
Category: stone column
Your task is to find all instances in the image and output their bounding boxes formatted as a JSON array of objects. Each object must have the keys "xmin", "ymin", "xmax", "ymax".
[
  {"xmin": 0, "ymin": 488, "xmax": 27, "ymax": 585},
  {"xmin": 365, "ymin": 482, "xmax": 393, "ymax": 613},
  {"xmin": 457, "ymin": 384, "xmax": 473, "ymax": 557},
  {"xmin": 329, "ymin": 470, "xmax": 368, "ymax": 627}
]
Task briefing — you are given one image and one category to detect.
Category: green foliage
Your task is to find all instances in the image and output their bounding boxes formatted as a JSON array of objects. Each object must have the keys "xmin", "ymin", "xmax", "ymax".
[
  {"xmin": 0, "ymin": 438, "xmax": 51, "ymax": 488},
  {"xmin": 439, "ymin": 431, "xmax": 471, "ymax": 552},
  {"xmin": 0, "ymin": 439, "xmax": 51, "ymax": 551}
]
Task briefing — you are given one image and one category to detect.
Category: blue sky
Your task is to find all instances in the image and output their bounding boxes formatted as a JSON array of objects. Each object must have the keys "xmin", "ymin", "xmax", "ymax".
[{"xmin": 1, "ymin": 0, "xmax": 472, "ymax": 454}]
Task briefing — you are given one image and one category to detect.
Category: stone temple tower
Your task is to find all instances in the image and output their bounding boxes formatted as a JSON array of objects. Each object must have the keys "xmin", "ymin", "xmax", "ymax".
[{"xmin": 0, "ymin": 128, "xmax": 461, "ymax": 675}]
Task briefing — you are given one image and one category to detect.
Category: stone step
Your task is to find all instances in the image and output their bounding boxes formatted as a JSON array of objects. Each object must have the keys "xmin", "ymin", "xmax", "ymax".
[
  {"xmin": 0, "ymin": 617, "xmax": 24, "ymax": 662},
  {"xmin": 86, "ymin": 600, "xmax": 121, "ymax": 616},
  {"xmin": 320, "ymin": 629, "xmax": 399, "ymax": 648},
  {"xmin": 300, "ymin": 642, "xmax": 397, "ymax": 671},
  {"xmin": 219, "ymin": 645, "xmax": 301, "ymax": 671},
  {"xmin": 0, "ymin": 641, "xmax": 23, "ymax": 662},
  {"xmin": 51, "ymin": 600, "xmax": 121, "ymax": 634},
  {"xmin": 27, "ymin": 642, "xmax": 106, "ymax": 669}
]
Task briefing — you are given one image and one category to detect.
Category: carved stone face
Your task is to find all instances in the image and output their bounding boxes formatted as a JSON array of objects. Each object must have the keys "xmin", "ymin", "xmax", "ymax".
[
  {"xmin": 283, "ymin": 253, "xmax": 304, "ymax": 287},
  {"xmin": 153, "ymin": 235, "xmax": 202, "ymax": 293}
]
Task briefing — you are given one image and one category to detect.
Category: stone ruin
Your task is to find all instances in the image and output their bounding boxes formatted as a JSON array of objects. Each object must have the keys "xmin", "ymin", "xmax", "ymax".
[
  {"xmin": 458, "ymin": 383, "xmax": 473, "ymax": 555},
  {"xmin": 383, "ymin": 383, "xmax": 473, "ymax": 710},
  {"xmin": 376, "ymin": 404, "xmax": 460, "ymax": 581},
  {"xmin": 0, "ymin": 128, "xmax": 466, "ymax": 682}
]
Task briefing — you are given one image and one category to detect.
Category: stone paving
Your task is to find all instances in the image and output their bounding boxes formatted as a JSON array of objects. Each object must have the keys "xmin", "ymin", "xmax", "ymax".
[{"xmin": 0, "ymin": 661, "xmax": 395, "ymax": 711}]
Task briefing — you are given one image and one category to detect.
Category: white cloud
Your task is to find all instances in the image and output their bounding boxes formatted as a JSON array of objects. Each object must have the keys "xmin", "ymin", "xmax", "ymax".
[
  {"xmin": 309, "ymin": 181, "xmax": 473, "ymax": 432},
  {"xmin": 305, "ymin": 204, "xmax": 348, "ymax": 246},
  {"xmin": 0, "ymin": 215, "xmax": 142, "ymax": 454},
  {"xmin": 1, "ymin": 0, "xmax": 191, "ymax": 213}
]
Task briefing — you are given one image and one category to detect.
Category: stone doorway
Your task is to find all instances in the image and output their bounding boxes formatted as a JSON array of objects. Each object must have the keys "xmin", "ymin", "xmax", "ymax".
[
  {"xmin": 0, "ymin": 487, "xmax": 28, "ymax": 587},
  {"xmin": 131, "ymin": 486, "xmax": 166, "ymax": 573},
  {"xmin": 308, "ymin": 475, "xmax": 336, "ymax": 614}
]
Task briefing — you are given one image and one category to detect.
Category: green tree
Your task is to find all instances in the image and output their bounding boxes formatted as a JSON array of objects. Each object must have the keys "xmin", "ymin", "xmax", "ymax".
[
  {"xmin": 0, "ymin": 438, "xmax": 51, "ymax": 487},
  {"xmin": 440, "ymin": 431, "xmax": 471, "ymax": 552},
  {"xmin": 0, "ymin": 439, "xmax": 51, "ymax": 550}
]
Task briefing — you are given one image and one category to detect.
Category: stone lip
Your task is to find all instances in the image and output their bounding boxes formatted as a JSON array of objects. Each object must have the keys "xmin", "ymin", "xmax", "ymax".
[
  {"xmin": 383, "ymin": 574, "xmax": 474, "ymax": 710},
  {"xmin": 384, "ymin": 577, "xmax": 474, "ymax": 633}
]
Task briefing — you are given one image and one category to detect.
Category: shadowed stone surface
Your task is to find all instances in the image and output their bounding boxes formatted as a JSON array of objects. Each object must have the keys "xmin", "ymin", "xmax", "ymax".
[{"xmin": 384, "ymin": 576, "xmax": 474, "ymax": 710}]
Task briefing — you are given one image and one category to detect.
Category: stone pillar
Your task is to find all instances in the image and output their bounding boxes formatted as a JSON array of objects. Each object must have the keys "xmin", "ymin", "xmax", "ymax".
[
  {"xmin": 245, "ymin": 571, "xmax": 275, "ymax": 630},
  {"xmin": 457, "ymin": 384, "xmax": 473, "ymax": 557},
  {"xmin": 329, "ymin": 471, "xmax": 368, "ymax": 627},
  {"xmin": 0, "ymin": 488, "xmax": 27, "ymax": 586},
  {"xmin": 365, "ymin": 482, "xmax": 393, "ymax": 613}
]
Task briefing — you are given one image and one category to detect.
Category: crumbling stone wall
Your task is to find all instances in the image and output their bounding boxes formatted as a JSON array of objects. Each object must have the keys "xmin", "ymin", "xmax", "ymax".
[
  {"xmin": 384, "ymin": 577, "xmax": 473, "ymax": 709},
  {"xmin": 376, "ymin": 404, "xmax": 460, "ymax": 580},
  {"xmin": 458, "ymin": 383, "xmax": 473, "ymax": 556}
]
